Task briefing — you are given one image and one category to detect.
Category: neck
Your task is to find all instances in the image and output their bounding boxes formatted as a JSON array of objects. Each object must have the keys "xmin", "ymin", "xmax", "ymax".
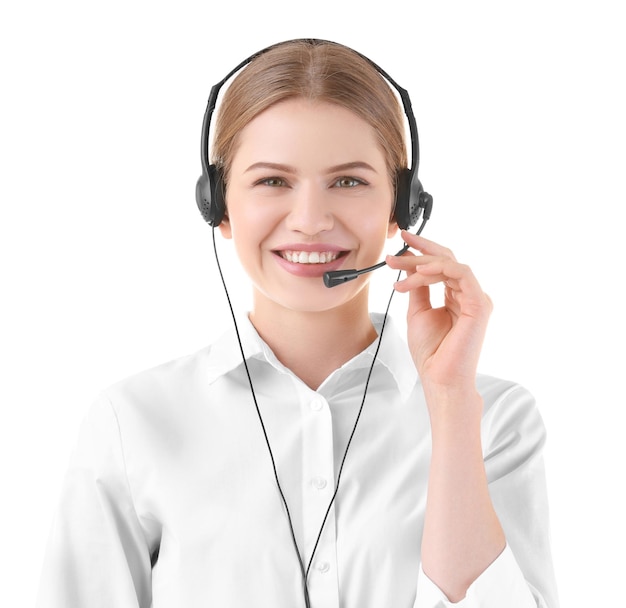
[{"xmin": 249, "ymin": 291, "xmax": 377, "ymax": 390}]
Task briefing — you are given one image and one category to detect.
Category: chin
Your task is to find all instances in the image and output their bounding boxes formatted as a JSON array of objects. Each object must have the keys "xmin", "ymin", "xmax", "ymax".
[{"xmin": 256, "ymin": 276, "xmax": 371, "ymax": 315}]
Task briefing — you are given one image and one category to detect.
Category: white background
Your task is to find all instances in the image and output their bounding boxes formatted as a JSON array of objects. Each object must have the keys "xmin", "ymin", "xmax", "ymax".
[{"xmin": 1, "ymin": 1, "xmax": 624, "ymax": 606}]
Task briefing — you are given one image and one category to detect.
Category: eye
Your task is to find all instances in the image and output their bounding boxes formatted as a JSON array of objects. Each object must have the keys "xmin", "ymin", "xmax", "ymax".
[
  {"xmin": 333, "ymin": 176, "xmax": 367, "ymax": 188},
  {"xmin": 256, "ymin": 176, "xmax": 286, "ymax": 187}
]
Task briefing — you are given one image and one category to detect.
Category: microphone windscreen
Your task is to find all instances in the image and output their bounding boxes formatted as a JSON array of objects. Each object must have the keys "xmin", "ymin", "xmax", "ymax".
[{"xmin": 323, "ymin": 270, "xmax": 360, "ymax": 288}]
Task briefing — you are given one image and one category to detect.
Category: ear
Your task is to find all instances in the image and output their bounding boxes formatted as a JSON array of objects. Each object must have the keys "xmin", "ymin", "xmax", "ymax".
[
  {"xmin": 387, "ymin": 218, "xmax": 399, "ymax": 239},
  {"xmin": 218, "ymin": 211, "xmax": 232, "ymax": 239}
]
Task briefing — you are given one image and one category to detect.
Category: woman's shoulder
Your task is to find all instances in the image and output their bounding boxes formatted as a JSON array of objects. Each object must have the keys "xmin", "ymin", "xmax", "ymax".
[
  {"xmin": 476, "ymin": 373, "xmax": 542, "ymax": 423},
  {"xmin": 96, "ymin": 344, "xmax": 216, "ymax": 418},
  {"xmin": 476, "ymin": 373, "xmax": 529, "ymax": 403},
  {"xmin": 475, "ymin": 373, "xmax": 547, "ymax": 465}
]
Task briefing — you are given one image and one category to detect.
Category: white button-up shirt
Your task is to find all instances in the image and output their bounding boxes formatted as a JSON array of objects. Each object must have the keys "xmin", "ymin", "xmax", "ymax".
[{"xmin": 36, "ymin": 314, "xmax": 559, "ymax": 607}]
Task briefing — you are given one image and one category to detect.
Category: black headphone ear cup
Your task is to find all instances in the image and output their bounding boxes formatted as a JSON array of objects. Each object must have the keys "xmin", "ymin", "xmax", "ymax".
[
  {"xmin": 395, "ymin": 168, "xmax": 426, "ymax": 230},
  {"xmin": 195, "ymin": 173, "xmax": 212, "ymax": 224},
  {"xmin": 394, "ymin": 169, "xmax": 412, "ymax": 230},
  {"xmin": 195, "ymin": 165, "xmax": 226, "ymax": 226},
  {"xmin": 408, "ymin": 177, "xmax": 425, "ymax": 228},
  {"xmin": 211, "ymin": 167, "xmax": 226, "ymax": 226}
]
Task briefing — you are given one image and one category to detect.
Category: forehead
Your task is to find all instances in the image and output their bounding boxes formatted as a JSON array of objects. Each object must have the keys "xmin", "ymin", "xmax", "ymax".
[{"xmin": 230, "ymin": 98, "xmax": 387, "ymax": 173}]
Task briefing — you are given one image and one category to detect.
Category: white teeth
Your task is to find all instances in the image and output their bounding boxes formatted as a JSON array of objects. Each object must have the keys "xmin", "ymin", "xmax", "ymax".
[{"xmin": 282, "ymin": 251, "xmax": 339, "ymax": 264}]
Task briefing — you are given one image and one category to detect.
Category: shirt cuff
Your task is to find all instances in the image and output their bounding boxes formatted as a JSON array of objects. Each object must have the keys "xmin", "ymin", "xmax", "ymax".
[{"xmin": 415, "ymin": 544, "xmax": 537, "ymax": 607}]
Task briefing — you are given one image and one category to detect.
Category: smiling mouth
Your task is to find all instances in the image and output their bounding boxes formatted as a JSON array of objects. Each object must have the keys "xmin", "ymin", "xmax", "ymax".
[{"xmin": 278, "ymin": 250, "xmax": 346, "ymax": 264}]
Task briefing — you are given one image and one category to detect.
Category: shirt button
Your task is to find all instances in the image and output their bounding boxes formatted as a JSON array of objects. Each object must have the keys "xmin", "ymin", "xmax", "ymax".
[
  {"xmin": 311, "ymin": 476, "xmax": 328, "ymax": 490},
  {"xmin": 316, "ymin": 561, "xmax": 330, "ymax": 574},
  {"xmin": 310, "ymin": 399, "xmax": 324, "ymax": 411}
]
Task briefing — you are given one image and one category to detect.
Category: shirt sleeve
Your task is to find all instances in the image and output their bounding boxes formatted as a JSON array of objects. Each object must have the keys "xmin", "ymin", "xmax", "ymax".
[
  {"xmin": 35, "ymin": 393, "xmax": 153, "ymax": 608},
  {"xmin": 415, "ymin": 544, "xmax": 542, "ymax": 607},
  {"xmin": 413, "ymin": 381, "xmax": 559, "ymax": 608}
]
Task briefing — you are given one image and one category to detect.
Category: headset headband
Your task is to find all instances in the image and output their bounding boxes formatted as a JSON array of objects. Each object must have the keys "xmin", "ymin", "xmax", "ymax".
[
  {"xmin": 196, "ymin": 38, "xmax": 431, "ymax": 231},
  {"xmin": 199, "ymin": 38, "xmax": 420, "ymax": 186}
]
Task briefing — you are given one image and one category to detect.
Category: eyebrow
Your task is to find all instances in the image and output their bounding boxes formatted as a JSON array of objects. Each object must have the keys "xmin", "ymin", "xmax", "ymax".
[
  {"xmin": 244, "ymin": 161, "xmax": 379, "ymax": 174},
  {"xmin": 327, "ymin": 161, "xmax": 378, "ymax": 174},
  {"xmin": 244, "ymin": 162, "xmax": 297, "ymax": 174}
]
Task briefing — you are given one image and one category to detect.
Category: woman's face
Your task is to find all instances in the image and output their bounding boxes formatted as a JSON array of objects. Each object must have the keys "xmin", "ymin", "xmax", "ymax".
[{"xmin": 220, "ymin": 98, "xmax": 397, "ymax": 315}]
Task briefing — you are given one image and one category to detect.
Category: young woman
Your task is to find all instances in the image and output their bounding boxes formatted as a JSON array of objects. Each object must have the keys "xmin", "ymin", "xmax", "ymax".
[{"xmin": 37, "ymin": 39, "xmax": 559, "ymax": 608}]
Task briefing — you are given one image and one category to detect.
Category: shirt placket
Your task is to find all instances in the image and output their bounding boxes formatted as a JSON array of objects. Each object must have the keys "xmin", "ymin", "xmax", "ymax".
[{"xmin": 301, "ymin": 392, "xmax": 340, "ymax": 608}]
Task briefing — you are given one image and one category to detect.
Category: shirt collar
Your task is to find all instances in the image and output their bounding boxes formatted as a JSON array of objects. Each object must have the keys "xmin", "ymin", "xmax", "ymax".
[
  {"xmin": 336, "ymin": 313, "xmax": 418, "ymax": 401},
  {"xmin": 206, "ymin": 312, "xmax": 418, "ymax": 400}
]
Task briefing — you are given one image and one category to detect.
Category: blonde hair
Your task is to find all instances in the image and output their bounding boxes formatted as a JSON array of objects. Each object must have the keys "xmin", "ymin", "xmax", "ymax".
[{"xmin": 212, "ymin": 40, "xmax": 408, "ymax": 190}]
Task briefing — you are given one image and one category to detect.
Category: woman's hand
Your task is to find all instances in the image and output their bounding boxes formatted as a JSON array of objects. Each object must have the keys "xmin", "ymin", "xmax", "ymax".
[
  {"xmin": 386, "ymin": 231, "xmax": 493, "ymax": 397},
  {"xmin": 388, "ymin": 231, "xmax": 506, "ymax": 602}
]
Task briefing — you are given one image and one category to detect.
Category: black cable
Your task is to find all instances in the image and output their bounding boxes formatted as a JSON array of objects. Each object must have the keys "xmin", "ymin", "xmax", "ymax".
[
  {"xmin": 212, "ymin": 226, "xmax": 400, "ymax": 607},
  {"xmin": 211, "ymin": 227, "xmax": 311, "ymax": 607},
  {"xmin": 304, "ymin": 269, "xmax": 399, "ymax": 581}
]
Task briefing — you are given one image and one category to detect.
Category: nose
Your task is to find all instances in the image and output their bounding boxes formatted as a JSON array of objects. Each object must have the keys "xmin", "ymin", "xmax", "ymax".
[{"xmin": 285, "ymin": 184, "xmax": 334, "ymax": 235}]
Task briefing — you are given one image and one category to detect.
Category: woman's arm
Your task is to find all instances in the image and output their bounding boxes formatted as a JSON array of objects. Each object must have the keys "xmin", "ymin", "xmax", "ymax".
[
  {"xmin": 387, "ymin": 231, "xmax": 512, "ymax": 602},
  {"xmin": 36, "ymin": 394, "xmax": 153, "ymax": 608}
]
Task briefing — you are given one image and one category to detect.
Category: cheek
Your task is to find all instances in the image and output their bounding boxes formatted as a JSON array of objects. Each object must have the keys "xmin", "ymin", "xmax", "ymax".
[
  {"xmin": 228, "ymin": 206, "xmax": 274, "ymax": 246},
  {"xmin": 225, "ymin": 199, "xmax": 276, "ymax": 267},
  {"xmin": 223, "ymin": 188, "xmax": 259, "ymax": 237},
  {"xmin": 365, "ymin": 200, "xmax": 397, "ymax": 241}
]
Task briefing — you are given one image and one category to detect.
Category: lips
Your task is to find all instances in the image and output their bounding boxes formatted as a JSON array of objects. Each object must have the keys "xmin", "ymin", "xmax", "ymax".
[{"xmin": 271, "ymin": 244, "xmax": 349, "ymax": 277}]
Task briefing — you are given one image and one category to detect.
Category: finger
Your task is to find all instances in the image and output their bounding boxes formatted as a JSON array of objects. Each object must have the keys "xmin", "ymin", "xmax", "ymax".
[
  {"xmin": 444, "ymin": 284, "xmax": 462, "ymax": 319},
  {"xmin": 407, "ymin": 283, "xmax": 433, "ymax": 316},
  {"xmin": 396, "ymin": 272, "xmax": 462, "ymax": 322},
  {"xmin": 387, "ymin": 253, "xmax": 433, "ymax": 312},
  {"xmin": 393, "ymin": 269, "xmax": 450, "ymax": 293},
  {"xmin": 395, "ymin": 259, "xmax": 490, "ymax": 319},
  {"xmin": 386, "ymin": 253, "xmax": 450, "ymax": 273},
  {"xmin": 411, "ymin": 259, "xmax": 483, "ymax": 296},
  {"xmin": 393, "ymin": 258, "xmax": 478, "ymax": 293},
  {"xmin": 399, "ymin": 230, "xmax": 457, "ymax": 261}
]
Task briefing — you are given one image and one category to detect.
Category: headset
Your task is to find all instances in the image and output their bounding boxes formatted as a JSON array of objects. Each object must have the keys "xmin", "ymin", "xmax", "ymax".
[
  {"xmin": 195, "ymin": 38, "xmax": 433, "ymax": 288},
  {"xmin": 194, "ymin": 39, "xmax": 432, "ymax": 607}
]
